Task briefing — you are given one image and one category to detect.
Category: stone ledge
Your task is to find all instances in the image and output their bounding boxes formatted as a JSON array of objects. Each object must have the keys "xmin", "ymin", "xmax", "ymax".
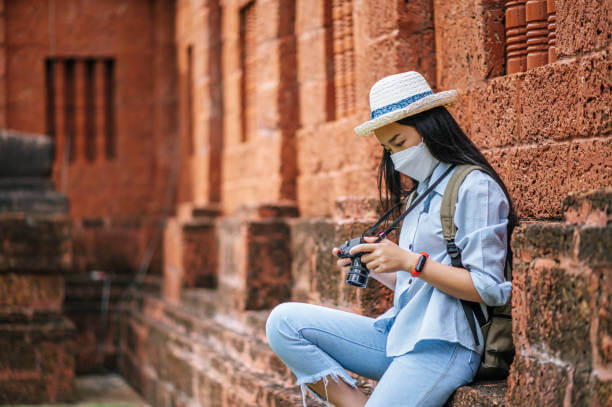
[
  {"xmin": 0, "ymin": 130, "xmax": 54, "ymax": 177},
  {"xmin": 563, "ymin": 188, "xmax": 612, "ymax": 226},
  {"xmin": 0, "ymin": 213, "xmax": 72, "ymax": 273},
  {"xmin": 0, "ymin": 317, "xmax": 76, "ymax": 404},
  {"xmin": 121, "ymin": 305, "xmax": 327, "ymax": 407},
  {"xmin": 126, "ymin": 290, "xmax": 509, "ymax": 406},
  {"xmin": 446, "ymin": 381, "xmax": 508, "ymax": 407}
]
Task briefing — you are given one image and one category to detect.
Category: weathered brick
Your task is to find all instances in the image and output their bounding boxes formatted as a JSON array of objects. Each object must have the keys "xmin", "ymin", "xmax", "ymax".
[
  {"xmin": 0, "ymin": 130, "xmax": 54, "ymax": 177},
  {"xmin": 0, "ymin": 274, "xmax": 64, "ymax": 320},
  {"xmin": 470, "ymin": 73, "xmax": 523, "ymax": 149},
  {"xmin": 486, "ymin": 143, "xmax": 570, "ymax": 219},
  {"xmin": 182, "ymin": 217, "xmax": 218, "ymax": 288},
  {"xmin": 444, "ymin": 381, "xmax": 507, "ymax": 407},
  {"xmin": 519, "ymin": 50, "xmax": 611, "ymax": 143},
  {"xmin": 72, "ymin": 216, "xmax": 156, "ymax": 274},
  {"xmin": 592, "ymin": 375, "xmax": 612, "ymax": 407},
  {"xmin": 568, "ymin": 137, "xmax": 612, "ymax": 196},
  {"xmin": 0, "ymin": 213, "xmax": 72, "ymax": 273},
  {"xmin": 555, "ymin": 0, "xmax": 611, "ymax": 58},
  {"xmin": 507, "ymin": 355, "xmax": 571, "ymax": 406},
  {"xmin": 290, "ymin": 218, "xmax": 336, "ymax": 303},
  {"xmin": 563, "ymin": 189, "xmax": 612, "ymax": 226},
  {"xmin": 245, "ymin": 219, "xmax": 293, "ymax": 309},
  {"xmin": 578, "ymin": 226, "xmax": 612, "ymax": 267},
  {"xmin": 434, "ymin": 0, "xmax": 506, "ymax": 90},
  {"xmin": 513, "ymin": 259, "xmax": 591, "ymax": 365},
  {"xmin": 511, "ymin": 222, "xmax": 574, "ymax": 263},
  {"xmin": 592, "ymin": 265, "xmax": 612, "ymax": 366},
  {"xmin": 333, "ymin": 196, "xmax": 387, "ymax": 220},
  {"xmin": 359, "ymin": 277, "xmax": 393, "ymax": 318},
  {"xmin": 0, "ymin": 318, "xmax": 75, "ymax": 404}
]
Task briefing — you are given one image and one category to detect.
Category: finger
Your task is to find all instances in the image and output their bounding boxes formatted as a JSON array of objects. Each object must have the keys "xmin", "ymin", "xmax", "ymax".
[
  {"xmin": 363, "ymin": 236, "xmax": 379, "ymax": 243},
  {"xmin": 349, "ymin": 243, "xmax": 378, "ymax": 255},
  {"xmin": 332, "ymin": 247, "xmax": 339, "ymax": 256},
  {"xmin": 361, "ymin": 251, "xmax": 378, "ymax": 264},
  {"xmin": 337, "ymin": 258, "xmax": 351, "ymax": 267},
  {"xmin": 365, "ymin": 258, "xmax": 380, "ymax": 271},
  {"xmin": 371, "ymin": 262, "xmax": 386, "ymax": 273}
]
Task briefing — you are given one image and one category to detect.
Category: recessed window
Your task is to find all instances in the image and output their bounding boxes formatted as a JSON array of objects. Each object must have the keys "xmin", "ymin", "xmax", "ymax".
[
  {"xmin": 239, "ymin": 1, "xmax": 256, "ymax": 142},
  {"xmin": 45, "ymin": 57, "xmax": 116, "ymax": 162}
]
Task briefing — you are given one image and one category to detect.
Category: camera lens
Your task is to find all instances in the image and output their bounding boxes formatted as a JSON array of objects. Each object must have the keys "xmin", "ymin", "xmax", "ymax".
[{"xmin": 346, "ymin": 256, "xmax": 369, "ymax": 288}]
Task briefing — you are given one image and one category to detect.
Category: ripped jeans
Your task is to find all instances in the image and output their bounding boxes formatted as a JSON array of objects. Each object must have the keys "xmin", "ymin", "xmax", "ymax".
[{"xmin": 265, "ymin": 302, "xmax": 480, "ymax": 407}]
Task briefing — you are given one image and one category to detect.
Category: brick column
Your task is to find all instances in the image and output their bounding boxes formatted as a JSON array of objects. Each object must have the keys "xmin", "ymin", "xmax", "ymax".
[
  {"xmin": 0, "ymin": 130, "xmax": 75, "ymax": 404},
  {"xmin": 434, "ymin": 0, "xmax": 506, "ymax": 89},
  {"xmin": 0, "ymin": 0, "xmax": 6, "ymax": 128},
  {"xmin": 94, "ymin": 60, "xmax": 106, "ymax": 163},
  {"xmin": 74, "ymin": 60, "xmax": 87, "ymax": 163},
  {"xmin": 162, "ymin": 203, "xmax": 221, "ymax": 304},
  {"xmin": 51, "ymin": 61, "xmax": 67, "ymax": 191},
  {"xmin": 547, "ymin": 0, "xmax": 556, "ymax": 63},
  {"xmin": 525, "ymin": 0, "xmax": 549, "ymax": 69},
  {"xmin": 506, "ymin": 1, "xmax": 527, "ymax": 74},
  {"xmin": 206, "ymin": 0, "xmax": 223, "ymax": 204},
  {"xmin": 508, "ymin": 189, "xmax": 612, "ymax": 405},
  {"xmin": 217, "ymin": 203, "xmax": 298, "ymax": 313}
]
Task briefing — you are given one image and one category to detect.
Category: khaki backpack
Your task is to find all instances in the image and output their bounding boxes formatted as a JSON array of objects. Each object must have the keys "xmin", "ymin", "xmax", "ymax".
[{"xmin": 440, "ymin": 164, "xmax": 514, "ymax": 380}]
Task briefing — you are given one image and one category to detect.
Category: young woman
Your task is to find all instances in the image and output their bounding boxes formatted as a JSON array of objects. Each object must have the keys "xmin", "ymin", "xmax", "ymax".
[{"xmin": 265, "ymin": 71, "xmax": 516, "ymax": 407}]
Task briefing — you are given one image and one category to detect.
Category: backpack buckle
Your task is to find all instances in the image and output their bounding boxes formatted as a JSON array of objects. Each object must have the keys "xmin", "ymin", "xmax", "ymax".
[
  {"xmin": 446, "ymin": 240, "xmax": 459, "ymax": 257},
  {"xmin": 446, "ymin": 240, "xmax": 463, "ymax": 267}
]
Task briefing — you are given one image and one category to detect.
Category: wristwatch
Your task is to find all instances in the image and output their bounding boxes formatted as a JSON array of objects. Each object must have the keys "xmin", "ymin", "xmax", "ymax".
[{"xmin": 411, "ymin": 251, "xmax": 429, "ymax": 277}]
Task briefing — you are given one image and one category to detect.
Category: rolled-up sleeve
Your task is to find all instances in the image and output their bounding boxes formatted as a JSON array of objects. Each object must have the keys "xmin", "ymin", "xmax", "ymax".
[{"xmin": 454, "ymin": 170, "xmax": 511, "ymax": 307}]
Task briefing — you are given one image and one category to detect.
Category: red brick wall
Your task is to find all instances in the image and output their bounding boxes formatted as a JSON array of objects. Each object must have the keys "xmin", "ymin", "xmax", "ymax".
[
  {"xmin": 1, "ymin": 0, "xmax": 178, "ymax": 273},
  {"xmin": 151, "ymin": 0, "xmax": 610, "ymax": 333},
  {"xmin": 0, "ymin": 1, "xmax": 7, "ymax": 128},
  {"xmin": 174, "ymin": 0, "xmax": 612, "ymax": 324},
  {"xmin": 296, "ymin": 0, "xmax": 438, "ymax": 217},
  {"xmin": 1, "ymin": 0, "xmax": 610, "ymax": 403},
  {"xmin": 215, "ymin": 0, "xmax": 299, "ymax": 214},
  {"xmin": 436, "ymin": 0, "xmax": 610, "ymax": 221}
]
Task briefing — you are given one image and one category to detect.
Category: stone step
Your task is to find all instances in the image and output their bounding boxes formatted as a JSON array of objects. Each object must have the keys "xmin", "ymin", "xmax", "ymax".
[
  {"xmin": 182, "ymin": 288, "xmax": 271, "ymax": 344},
  {"xmin": 445, "ymin": 381, "xmax": 508, "ymax": 407},
  {"xmin": 130, "ymin": 291, "xmax": 509, "ymax": 406},
  {"xmin": 563, "ymin": 188, "xmax": 611, "ymax": 225},
  {"xmin": 136, "ymin": 292, "xmax": 296, "ymax": 386},
  {"xmin": 121, "ymin": 305, "xmax": 326, "ymax": 407}
]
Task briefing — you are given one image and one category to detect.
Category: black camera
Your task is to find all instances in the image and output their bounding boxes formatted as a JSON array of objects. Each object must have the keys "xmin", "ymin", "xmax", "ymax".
[
  {"xmin": 336, "ymin": 237, "xmax": 371, "ymax": 288},
  {"xmin": 334, "ymin": 164, "xmax": 456, "ymax": 289}
]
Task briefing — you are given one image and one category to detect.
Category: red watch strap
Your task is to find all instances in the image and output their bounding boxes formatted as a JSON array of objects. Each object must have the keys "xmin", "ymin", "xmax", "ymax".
[{"xmin": 411, "ymin": 251, "xmax": 429, "ymax": 277}]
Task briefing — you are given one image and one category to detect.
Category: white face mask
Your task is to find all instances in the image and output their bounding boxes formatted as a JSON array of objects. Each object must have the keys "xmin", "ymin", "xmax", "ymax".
[{"xmin": 390, "ymin": 142, "xmax": 440, "ymax": 182}]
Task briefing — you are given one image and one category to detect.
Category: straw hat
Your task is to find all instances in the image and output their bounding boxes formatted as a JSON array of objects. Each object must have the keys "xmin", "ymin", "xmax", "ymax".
[{"xmin": 354, "ymin": 71, "xmax": 457, "ymax": 137}]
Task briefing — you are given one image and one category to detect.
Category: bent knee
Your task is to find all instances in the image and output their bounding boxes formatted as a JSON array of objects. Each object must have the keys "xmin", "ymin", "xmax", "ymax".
[{"xmin": 265, "ymin": 302, "xmax": 305, "ymax": 349}]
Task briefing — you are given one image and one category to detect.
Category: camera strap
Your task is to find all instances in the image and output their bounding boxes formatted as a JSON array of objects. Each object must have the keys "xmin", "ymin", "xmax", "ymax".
[{"xmin": 369, "ymin": 164, "xmax": 457, "ymax": 243}]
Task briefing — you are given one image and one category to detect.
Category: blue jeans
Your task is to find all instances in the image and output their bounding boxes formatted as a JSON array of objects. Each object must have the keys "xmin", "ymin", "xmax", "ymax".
[{"xmin": 265, "ymin": 302, "xmax": 480, "ymax": 407}]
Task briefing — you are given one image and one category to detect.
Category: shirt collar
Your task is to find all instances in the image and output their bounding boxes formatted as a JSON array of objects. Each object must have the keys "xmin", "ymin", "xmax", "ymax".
[{"xmin": 415, "ymin": 161, "xmax": 455, "ymax": 196}]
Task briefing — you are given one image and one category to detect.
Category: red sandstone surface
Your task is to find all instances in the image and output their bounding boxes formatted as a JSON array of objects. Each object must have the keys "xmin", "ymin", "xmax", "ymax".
[{"xmin": 0, "ymin": 0, "xmax": 610, "ymax": 406}]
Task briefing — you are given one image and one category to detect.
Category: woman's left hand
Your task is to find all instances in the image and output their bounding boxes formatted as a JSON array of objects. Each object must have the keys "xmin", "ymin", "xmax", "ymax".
[{"xmin": 350, "ymin": 236, "xmax": 418, "ymax": 274}]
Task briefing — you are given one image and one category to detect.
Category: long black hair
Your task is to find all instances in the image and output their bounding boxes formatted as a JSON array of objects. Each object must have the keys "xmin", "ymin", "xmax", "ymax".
[{"xmin": 377, "ymin": 105, "xmax": 518, "ymax": 241}]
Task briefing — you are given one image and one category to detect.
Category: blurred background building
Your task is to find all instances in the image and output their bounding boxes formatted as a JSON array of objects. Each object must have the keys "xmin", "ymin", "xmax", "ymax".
[{"xmin": 0, "ymin": 0, "xmax": 610, "ymax": 405}]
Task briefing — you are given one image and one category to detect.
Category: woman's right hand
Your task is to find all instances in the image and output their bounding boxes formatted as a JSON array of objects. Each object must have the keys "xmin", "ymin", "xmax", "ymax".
[{"xmin": 332, "ymin": 248, "xmax": 351, "ymax": 274}]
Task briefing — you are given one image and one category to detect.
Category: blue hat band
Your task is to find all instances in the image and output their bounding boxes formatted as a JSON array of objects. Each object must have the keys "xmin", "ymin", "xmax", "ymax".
[{"xmin": 370, "ymin": 91, "xmax": 434, "ymax": 120}]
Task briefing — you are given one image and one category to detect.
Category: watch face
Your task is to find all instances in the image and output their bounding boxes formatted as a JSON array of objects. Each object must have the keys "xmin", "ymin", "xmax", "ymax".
[{"xmin": 416, "ymin": 254, "xmax": 427, "ymax": 271}]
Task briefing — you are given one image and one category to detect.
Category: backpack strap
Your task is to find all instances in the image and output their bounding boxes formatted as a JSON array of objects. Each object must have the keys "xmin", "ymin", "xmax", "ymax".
[
  {"xmin": 440, "ymin": 164, "xmax": 488, "ymax": 347},
  {"xmin": 440, "ymin": 165, "xmax": 483, "ymax": 241}
]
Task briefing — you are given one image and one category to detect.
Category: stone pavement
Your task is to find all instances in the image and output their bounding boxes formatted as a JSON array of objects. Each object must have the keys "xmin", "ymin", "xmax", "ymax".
[{"xmin": 2, "ymin": 374, "xmax": 149, "ymax": 407}]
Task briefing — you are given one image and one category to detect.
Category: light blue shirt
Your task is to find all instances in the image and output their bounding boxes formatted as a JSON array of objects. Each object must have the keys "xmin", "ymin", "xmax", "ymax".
[{"xmin": 372, "ymin": 161, "xmax": 511, "ymax": 356}]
